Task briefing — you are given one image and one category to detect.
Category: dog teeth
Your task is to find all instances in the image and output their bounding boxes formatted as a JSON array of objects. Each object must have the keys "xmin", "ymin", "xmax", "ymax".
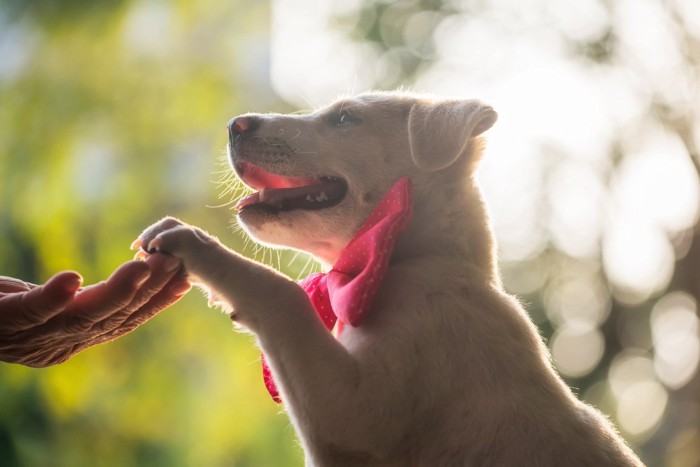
[{"xmin": 304, "ymin": 192, "xmax": 329, "ymax": 203}]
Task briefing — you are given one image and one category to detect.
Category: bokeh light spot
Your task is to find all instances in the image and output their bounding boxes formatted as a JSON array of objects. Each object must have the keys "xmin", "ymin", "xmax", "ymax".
[
  {"xmin": 551, "ymin": 322, "xmax": 605, "ymax": 378},
  {"xmin": 545, "ymin": 275, "xmax": 611, "ymax": 327},
  {"xmin": 616, "ymin": 380, "xmax": 668, "ymax": 440},
  {"xmin": 602, "ymin": 218, "xmax": 674, "ymax": 304},
  {"xmin": 651, "ymin": 292, "xmax": 700, "ymax": 389}
]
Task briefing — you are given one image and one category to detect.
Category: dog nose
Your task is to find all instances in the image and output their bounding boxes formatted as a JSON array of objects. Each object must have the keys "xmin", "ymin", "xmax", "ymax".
[{"xmin": 227, "ymin": 116, "xmax": 259, "ymax": 141}]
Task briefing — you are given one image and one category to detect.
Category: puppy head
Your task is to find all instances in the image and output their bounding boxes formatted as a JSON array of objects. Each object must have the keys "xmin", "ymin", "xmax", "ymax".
[{"xmin": 227, "ymin": 91, "xmax": 496, "ymax": 264}]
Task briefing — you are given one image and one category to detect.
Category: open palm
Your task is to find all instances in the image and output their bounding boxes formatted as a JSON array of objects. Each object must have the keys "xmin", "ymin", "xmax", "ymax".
[{"xmin": 0, "ymin": 254, "xmax": 190, "ymax": 367}]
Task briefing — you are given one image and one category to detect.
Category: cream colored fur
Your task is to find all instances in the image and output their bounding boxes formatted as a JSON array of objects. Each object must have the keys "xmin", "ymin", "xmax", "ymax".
[{"xmin": 138, "ymin": 91, "xmax": 645, "ymax": 466}]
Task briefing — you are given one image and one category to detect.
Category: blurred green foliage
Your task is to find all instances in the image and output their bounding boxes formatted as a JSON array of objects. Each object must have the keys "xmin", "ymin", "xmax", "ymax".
[{"xmin": 0, "ymin": 1, "xmax": 305, "ymax": 465}]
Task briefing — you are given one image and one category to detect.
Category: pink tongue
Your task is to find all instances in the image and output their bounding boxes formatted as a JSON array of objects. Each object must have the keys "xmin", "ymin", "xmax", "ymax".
[
  {"xmin": 234, "ymin": 162, "xmax": 345, "ymax": 211},
  {"xmin": 240, "ymin": 162, "xmax": 316, "ymax": 189},
  {"xmin": 236, "ymin": 192, "xmax": 262, "ymax": 210},
  {"xmin": 235, "ymin": 187, "xmax": 307, "ymax": 210}
]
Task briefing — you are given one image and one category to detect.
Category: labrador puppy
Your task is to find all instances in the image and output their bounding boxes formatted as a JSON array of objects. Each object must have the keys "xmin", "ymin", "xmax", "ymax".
[{"xmin": 135, "ymin": 91, "xmax": 644, "ymax": 466}]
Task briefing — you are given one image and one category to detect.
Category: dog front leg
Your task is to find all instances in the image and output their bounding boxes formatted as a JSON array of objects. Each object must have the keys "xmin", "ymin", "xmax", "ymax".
[{"xmin": 136, "ymin": 218, "xmax": 402, "ymax": 458}]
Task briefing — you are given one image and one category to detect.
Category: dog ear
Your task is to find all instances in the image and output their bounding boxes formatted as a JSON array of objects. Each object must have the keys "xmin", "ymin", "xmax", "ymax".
[{"xmin": 408, "ymin": 99, "xmax": 498, "ymax": 171}]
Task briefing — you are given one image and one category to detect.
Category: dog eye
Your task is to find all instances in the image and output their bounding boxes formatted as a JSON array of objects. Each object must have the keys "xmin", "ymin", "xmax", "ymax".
[{"xmin": 335, "ymin": 110, "xmax": 359, "ymax": 126}]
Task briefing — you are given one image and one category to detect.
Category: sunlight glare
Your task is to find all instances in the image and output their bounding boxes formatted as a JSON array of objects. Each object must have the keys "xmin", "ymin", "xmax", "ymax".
[
  {"xmin": 271, "ymin": 0, "xmax": 377, "ymax": 107},
  {"xmin": 614, "ymin": 0, "xmax": 686, "ymax": 100},
  {"xmin": 602, "ymin": 217, "xmax": 674, "ymax": 304},
  {"xmin": 613, "ymin": 128, "xmax": 700, "ymax": 234},
  {"xmin": 479, "ymin": 141, "xmax": 547, "ymax": 262},
  {"xmin": 545, "ymin": 0, "xmax": 609, "ymax": 43},
  {"xmin": 547, "ymin": 159, "xmax": 605, "ymax": 258},
  {"xmin": 669, "ymin": 0, "xmax": 700, "ymax": 33}
]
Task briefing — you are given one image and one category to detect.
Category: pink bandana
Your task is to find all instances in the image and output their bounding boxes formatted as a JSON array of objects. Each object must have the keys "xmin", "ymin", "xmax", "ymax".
[{"xmin": 262, "ymin": 177, "xmax": 413, "ymax": 403}]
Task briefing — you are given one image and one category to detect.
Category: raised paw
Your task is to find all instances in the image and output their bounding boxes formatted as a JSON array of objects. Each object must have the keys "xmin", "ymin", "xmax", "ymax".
[{"xmin": 132, "ymin": 217, "xmax": 220, "ymax": 271}]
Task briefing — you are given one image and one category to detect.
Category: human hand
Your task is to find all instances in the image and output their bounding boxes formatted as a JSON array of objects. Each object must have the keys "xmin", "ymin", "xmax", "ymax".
[{"xmin": 0, "ymin": 254, "xmax": 191, "ymax": 367}]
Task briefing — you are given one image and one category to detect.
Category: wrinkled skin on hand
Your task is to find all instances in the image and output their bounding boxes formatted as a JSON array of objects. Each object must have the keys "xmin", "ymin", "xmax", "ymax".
[{"xmin": 0, "ymin": 254, "xmax": 191, "ymax": 368}]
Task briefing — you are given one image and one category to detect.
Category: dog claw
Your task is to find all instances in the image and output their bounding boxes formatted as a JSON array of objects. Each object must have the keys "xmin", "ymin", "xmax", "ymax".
[{"xmin": 134, "ymin": 249, "xmax": 148, "ymax": 261}]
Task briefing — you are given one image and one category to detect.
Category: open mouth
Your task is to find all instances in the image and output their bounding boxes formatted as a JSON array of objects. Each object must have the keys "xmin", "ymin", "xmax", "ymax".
[{"xmin": 234, "ymin": 161, "xmax": 347, "ymax": 213}]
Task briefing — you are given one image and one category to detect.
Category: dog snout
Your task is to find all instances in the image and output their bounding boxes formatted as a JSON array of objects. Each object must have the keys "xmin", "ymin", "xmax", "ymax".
[{"xmin": 227, "ymin": 116, "xmax": 261, "ymax": 144}]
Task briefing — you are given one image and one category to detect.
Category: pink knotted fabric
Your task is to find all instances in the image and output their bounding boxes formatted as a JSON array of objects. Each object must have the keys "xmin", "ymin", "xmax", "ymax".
[{"xmin": 262, "ymin": 177, "xmax": 414, "ymax": 403}]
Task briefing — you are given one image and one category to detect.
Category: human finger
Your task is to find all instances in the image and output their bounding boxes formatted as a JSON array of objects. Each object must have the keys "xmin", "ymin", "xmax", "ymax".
[
  {"xmin": 0, "ymin": 277, "xmax": 32, "ymax": 294},
  {"xmin": 121, "ymin": 274, "xmax": 192, "ymax": 327},
  {"xmin": 81, "ymin": 254, "xmax": 182, "ymax": 333},
  {"xmin": 36, "ymin": 262, "xmax": 152, "ymax": 339},
  {"xmin": 75, "ymin": 274, "xmax": 191, "ymax": 349},
  {"xmin": 69, "ymin": 261, "xmax": 152, "ymax": 322},
  {"xmin": 1, "ymin": 272, "xmax": 82, "ymax": 331}
]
